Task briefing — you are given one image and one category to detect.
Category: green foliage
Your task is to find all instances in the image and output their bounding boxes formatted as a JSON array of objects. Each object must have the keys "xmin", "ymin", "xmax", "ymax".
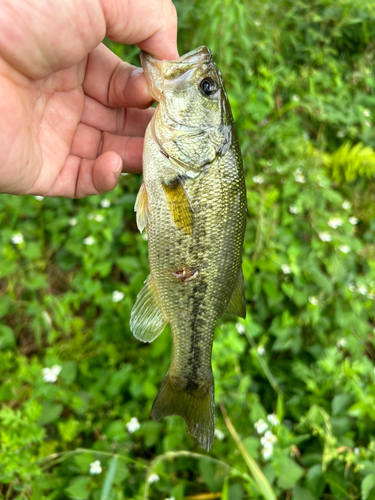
[
  {"xmin": 324, "ymin": 142, "xmax": 375, "ymax": 183},
  {"xmin": 1, "ymin": 0, "xmax": 375, "ymax": 498}
]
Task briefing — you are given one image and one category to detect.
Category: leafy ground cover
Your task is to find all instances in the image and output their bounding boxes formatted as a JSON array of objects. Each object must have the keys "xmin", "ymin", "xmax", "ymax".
[{"xmin": 1, "ymin": 0, "xmax": 375, "ymax": 498}]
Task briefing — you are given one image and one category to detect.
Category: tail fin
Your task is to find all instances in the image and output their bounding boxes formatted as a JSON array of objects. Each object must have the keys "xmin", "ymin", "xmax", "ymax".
[{"xmin": 151, "ymin": 372, "xmax": 215, "ymax": 452}]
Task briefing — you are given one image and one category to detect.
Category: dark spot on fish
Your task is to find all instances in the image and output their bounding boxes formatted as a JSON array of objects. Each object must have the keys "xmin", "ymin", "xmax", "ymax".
[
  {"xmin": 160, "ymin": 150, "xmax": 169, "ymax": 159},
  {"xmin": 186, "ymin": 379, "xmax": 199, "ymax": 392}
]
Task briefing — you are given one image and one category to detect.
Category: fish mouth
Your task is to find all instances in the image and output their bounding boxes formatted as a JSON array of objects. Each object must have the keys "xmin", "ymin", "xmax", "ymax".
[{"xmin": 141, "ymin": 46, "xmax": 215, "ymax": 102}]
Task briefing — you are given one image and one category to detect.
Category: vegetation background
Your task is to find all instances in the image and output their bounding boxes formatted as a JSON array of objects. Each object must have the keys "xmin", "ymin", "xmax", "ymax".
[{"xmin": 1, "ymin": 0, "xmax": 375, "ymax": 498}]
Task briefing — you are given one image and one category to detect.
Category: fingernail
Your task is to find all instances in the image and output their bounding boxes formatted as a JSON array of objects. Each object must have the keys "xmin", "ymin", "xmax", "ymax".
[{"xmin": 113, "ymin": 157, "xmax": 123, "ymax": 178}]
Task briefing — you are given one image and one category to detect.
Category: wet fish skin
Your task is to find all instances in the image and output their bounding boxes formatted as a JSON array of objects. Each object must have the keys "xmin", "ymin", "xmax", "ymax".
[{"xmin": 130, "ymin": 46, "xmax": 247, "ymax": 451}]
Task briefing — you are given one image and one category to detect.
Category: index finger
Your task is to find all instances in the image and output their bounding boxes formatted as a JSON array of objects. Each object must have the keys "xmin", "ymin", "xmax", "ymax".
[
  {"xmin": 83, "ymin": 44, "xmax": 152, "ymax": 109},
  {"xmin": 103, "ymin": 0, "xmax": 179, "ymax": 61}
]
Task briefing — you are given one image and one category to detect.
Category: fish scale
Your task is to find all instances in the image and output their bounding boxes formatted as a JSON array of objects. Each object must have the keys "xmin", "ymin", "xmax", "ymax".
[{"xmin": 130, "ymin": 46, "xmax": 246, "ymax": 451}]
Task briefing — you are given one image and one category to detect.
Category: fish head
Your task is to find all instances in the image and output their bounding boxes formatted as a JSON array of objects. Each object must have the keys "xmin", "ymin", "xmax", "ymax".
[{"xmin": 141, "ymin": 47, "xmax": 233, "ymax": 172}]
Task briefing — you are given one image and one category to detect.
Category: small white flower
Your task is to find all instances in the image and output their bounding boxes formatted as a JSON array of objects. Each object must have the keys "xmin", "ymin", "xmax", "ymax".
[
  {"xmin": 292, "ymin": 95, "xmax": 300, "ymax": 102},
  {"xmin": 147, "ymin": 473, "xmax": 160, "ymax": 484},
  {"xmin": 11, "ymin": 233, "xmax": 24, "ymax": 245},
  {"xmin": 262, "ymin": 443, "xmax": 274, "ymax": 460},
  {"xmin": 367, "ymin": 293, "xmax": 375, "ymax": 300},
  {"xmin": 89, "ymin": 460, "xmax": 102, "ymax": 475},
  {"xmin": 308, "ymin": 296, "xmax": 319, "ymax": 306},
  {"xmin": 253, "ymin": 175, "xmax": 264, "ymax": 184},
  {"xmin": 42, "ymin": 365, "xmax": 62, "ymax": 383},
  {"xmin": 328, "ymin": 218, "xmax": 343, "ymax": 229},
  {"xmin": 342, "ymin": 201, "xmax": 351, "ymax": 210},
  {"xmin": 261, "ymin": 430, "xmax": 277, "ymax": 445},
  {"xmin": 289, "ymin": 205, "xmax": 299, "ymax": 214},
  {"xmin": 337, "ymin": 131, "xmax": 345, "ymax": 138},
  {"xmin": 236, "ymin": 322, "xmax": 245, "ymax": 334},
  {"xmin": 354, "ymin": 447, "xmax": 360, "ymax": 456},
  {"xmin": 126, "ymin": 417, "xmax": 140, "ymax": 433},
  {"xmin": 281, "ymin": 264, "xmax": 291, "ymax": 274},
  {"xmin": 337, "ymin": 338, "xmax": 348, "ymax": 348},
  {"xmin": 69, "ymin": 218, "xmax": 77, "ymax": 226},
  {"xmin": 365, "ymin": 121, "xmax": 371, "ymax": 127},
  {"xmin": 319, "ymin": 232, "xmax": 332, "ymax": 242},
  {"xmin": 257, "ymin": 346, "xmax": 266, "ymax": 356},
  {"xmin": 165, "ymin": 498, "xmax": 176, "ymax": 500},
  {"xmin": 267, "ymin": 414, "xmax": 280, "ymax": 426},
  {"xmin": 100, "ymin": 199, "xmax": 111, "ymax": 208},
  {"xmin": 254, "ymin": 419, "xmax": 268, "ymax": 434},
  {"xmin": 112, "ymin": 290, "xmax": 125, "ymax": 303},
  {"xmin": 94, "ymin": 214, "xmax": 104, "ymax": 222},
  {"xmin": 339, "ymin": 245, "xmax": 350, "ymax": 254},
  {"xmin": 294, "ymin": 173, "xmax": 306, "ymax": 183},
  {"xmin": 358, "ymin": 284, "xmax": 368, "ymax": 295},
  {"xmin": 33, "ymin": 195, "xmax": 44, "ymax": 201},
  {"xmin": 348, "ymin": 283, "xmax": 356, "ymax": 292},
  {"xmin": 83, "ymin": 236, "xmax": 95, "ymax": 245},
  {"xmin": 364, "ymin": 109, "xmax": 371, "ymax": 117},
  {"xmin": 349, "ymin": 217, "xmax": 358, "ymax": 225},
  {"xmin": 214, "ymin": 428, "xmax": 225, "ymax": 441}
]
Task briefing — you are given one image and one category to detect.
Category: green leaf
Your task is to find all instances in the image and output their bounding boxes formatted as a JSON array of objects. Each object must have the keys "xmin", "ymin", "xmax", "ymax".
[
  {"xmin": 275, "ymin": 457, "xmax": 304, "ymax": 489},
  {"xmin": 291, "ymin": 485, "xmax": 317, "ymax": 500},
  {"xmin": 37, "ymin": 403, "xmax": 63, "ymax": 426},
  {"xmin": 199, "ymin": 458, "xmax": 227, "ymax": 492},
  {"xmin": 332, "ymin": 394, "xmax": 353, "ymax": 416},
  {"xmin": 228, "ymin": 483, "xmax": 244, "ymax": 499},
  {"xmin": 0, "ymin": 296, "xmax": 11, "ymax": 318},
  {"xmin": 0, "ymin": 325, "xmax": 15, "ymax": 349},
  {"xmin": 170, "ymin": 483, "xmax": 185, "ymax": 500},
  {"xmin": 60, "ymin": 361, "xmax": 77, "ymax": 384},
  {"xmin": 65, "ymin": 477, "xmax": 90, "ymax": 500},
  {"xmin": 100, "ymin": 456, "xmax": 118, "ymax": 500},
  {"xmin": 362, "ymin": 475, "xmax": 375, "ymax": 500}
]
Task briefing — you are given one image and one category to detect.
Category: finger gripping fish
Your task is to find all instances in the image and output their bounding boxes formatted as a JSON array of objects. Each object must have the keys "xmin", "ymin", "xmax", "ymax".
[{"xmin": 130, "ymin": 46, "xmax": 247, "ymax": 452}]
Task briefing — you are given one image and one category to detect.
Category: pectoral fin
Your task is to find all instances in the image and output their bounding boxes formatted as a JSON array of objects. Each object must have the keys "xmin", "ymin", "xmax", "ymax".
[
  {"xmin": 162, "ymin": 178, "xmax": 193, "ymax": 235},
  {"xmin": 134, "ymin": 182, "xmax": 148, "ymax": 233},
  {"xmin": 224, "ymin": 268, "xmax": 246, "ymax": 318},
  {"xmin": 130, "ymin": 276, "xmax": 167, "ymax": 342}
]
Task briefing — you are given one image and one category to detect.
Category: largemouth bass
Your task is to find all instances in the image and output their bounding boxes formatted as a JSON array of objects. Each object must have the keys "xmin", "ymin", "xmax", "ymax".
[{"xmin": 130, "ymin": 46, "xmax": 247, "ymax": 451}]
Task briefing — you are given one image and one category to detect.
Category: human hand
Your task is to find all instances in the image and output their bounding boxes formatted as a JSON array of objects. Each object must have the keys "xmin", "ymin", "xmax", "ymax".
[{"xmin": 0, "ymin": 0, "xmax": 178, "ymax": 197}]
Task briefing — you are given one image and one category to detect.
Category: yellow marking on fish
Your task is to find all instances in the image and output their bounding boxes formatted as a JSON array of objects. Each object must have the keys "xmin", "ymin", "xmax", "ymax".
[{"xmin": 162, "ymin": 179, "xmax": 193, "ymax": 235}]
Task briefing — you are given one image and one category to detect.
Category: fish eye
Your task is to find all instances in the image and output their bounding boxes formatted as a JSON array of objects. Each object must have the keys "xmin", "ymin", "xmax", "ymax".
[{"xmin": 199, "ymin": 77, "xmax": 217, "ymax": 96}]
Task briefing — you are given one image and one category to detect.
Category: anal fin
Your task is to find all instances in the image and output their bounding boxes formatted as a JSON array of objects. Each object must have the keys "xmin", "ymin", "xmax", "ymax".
[
  {"xmin": 224, "ymin": 268, "xmax": 246, "ymax": 318},
  {"xmin": 130, "ymin": 276, "xmax": 167, "ymax": 342},
  {"xmin": 134, "ymin": 182, "xmax": 148, "ymax": 233}
]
